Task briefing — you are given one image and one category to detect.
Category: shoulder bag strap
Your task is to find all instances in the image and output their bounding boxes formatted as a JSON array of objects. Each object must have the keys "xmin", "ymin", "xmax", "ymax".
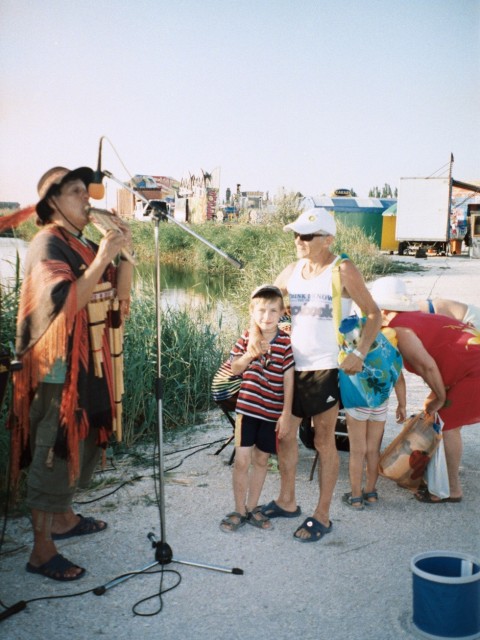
[{"xmin": 332, "ymin": 253, "xmax": 349, "ymax": 345}]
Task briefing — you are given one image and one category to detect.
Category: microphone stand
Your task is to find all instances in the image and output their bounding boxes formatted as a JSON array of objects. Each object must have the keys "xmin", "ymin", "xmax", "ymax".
[
  {"xmin": 94, "ymin": 172, "xmax": 244, "ymax": 597},
  {"xmin": 104, "ymin": 171, "xmax": 243, "ymax": 269}
]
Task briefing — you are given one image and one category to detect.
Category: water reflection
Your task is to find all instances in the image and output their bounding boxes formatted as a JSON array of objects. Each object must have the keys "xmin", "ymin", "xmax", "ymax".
[
  {"xmin": 133, "ymin": 262, "xmax": 241, "ymax": 334},
  {"xmin": 134, "ymin": 262, "xmax": 229, "ymax": 308}
]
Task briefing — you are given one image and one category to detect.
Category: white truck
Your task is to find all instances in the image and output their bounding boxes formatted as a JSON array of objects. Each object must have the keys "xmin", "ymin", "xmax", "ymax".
[{"xmin": 396, "ymin": 174, "xmax": 480, "ymax": 256}]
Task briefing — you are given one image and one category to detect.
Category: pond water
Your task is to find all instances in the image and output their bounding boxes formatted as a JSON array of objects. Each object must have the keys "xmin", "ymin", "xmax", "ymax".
[
  {"xmin": 133, "ymin": 262, "xmax": 242, "ymax": 335},
  {"xmin": 134, "ymin": 262, "xmax": 230, "ymax": 309}
]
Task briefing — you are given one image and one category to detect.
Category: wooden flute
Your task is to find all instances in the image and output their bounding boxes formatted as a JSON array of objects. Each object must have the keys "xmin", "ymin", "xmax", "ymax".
[{"xmin": 87, "ymin": 207, "xmax": 136, "ymax": 265}]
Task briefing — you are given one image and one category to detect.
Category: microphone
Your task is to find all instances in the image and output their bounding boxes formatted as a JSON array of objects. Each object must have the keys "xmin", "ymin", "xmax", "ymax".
[{"xmin": 88, "ymin": 136, "xmax": 105, "ymax": 199}]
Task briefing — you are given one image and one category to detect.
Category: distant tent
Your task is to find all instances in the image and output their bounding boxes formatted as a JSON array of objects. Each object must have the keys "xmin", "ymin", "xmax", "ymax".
[
  {"xmin": 301, "ymin": 196, "xmax": 396, "ymax": 246},
  {"xmin": 383, "ymin": 203, "xmax": 397, "ymax": 216},
  {"xmin": 301, "ymin": 195, "xmax": 395, "ymax": 214}
]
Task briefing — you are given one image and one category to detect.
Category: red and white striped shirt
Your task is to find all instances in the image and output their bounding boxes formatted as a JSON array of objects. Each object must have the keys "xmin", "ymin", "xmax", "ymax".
[{"xmin": 231, "ymin": 329, "xmax": 294, "ymax": 422}]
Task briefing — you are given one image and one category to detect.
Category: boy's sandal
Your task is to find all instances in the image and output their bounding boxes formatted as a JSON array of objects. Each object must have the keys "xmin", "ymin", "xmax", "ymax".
[
  {"xmin": 219, "ymin": 512, "xmax": 247, "ymax": 533},
  {"xmin": 362, "ymin": 490, "xmax": 379, "ymax": 506},
  {"xmin": 342, "ymin": 492, "xmax": 365, "ymax": 510},
  {"xmin": 246, "ymin": 507, "xmax": 273, "ymax": 530}
]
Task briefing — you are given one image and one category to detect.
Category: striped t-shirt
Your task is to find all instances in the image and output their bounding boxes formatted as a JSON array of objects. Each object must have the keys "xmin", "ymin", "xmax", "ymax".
[{"xmin": 231, "ymin": 329, "xmax": 294, "ymax": 422}]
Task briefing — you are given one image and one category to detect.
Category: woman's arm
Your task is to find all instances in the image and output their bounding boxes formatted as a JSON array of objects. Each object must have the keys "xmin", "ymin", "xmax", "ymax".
[{"xmin": 394, "ymin": 326, "xmax": 446, "ymax": 415}]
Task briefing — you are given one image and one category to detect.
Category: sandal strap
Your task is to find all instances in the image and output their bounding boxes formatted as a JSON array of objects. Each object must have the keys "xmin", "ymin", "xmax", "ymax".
[{"xmin": 224, "ymin": 511, "xmax": 246, "ymax": 521}]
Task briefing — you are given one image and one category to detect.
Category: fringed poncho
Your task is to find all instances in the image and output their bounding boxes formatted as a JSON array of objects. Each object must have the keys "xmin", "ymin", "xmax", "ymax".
[{"xmin": 10, "ymin": 225, "xmax": 120, "ymax": 485}]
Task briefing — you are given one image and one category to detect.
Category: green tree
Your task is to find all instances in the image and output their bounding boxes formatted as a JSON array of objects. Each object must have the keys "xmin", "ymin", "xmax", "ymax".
[{"xmin": 381, "ymin": 183, "xmax": 393, "ymax": 197}]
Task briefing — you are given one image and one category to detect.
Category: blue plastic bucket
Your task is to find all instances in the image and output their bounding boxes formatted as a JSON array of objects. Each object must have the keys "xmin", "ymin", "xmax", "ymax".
[{"xmin": 411, "ymin": 551, "xmax": 480, "ymax": 639}]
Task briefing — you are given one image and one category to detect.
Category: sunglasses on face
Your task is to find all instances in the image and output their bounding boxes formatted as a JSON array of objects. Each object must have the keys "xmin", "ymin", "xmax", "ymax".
[{"xmin": 294, "ymin": 232, "xmax": 328, "ymax": 242}]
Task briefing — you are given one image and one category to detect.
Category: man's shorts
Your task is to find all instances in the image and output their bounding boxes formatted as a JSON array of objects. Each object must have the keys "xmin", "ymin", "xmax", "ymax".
[
  {"xmin": 292, "ymin": 369, "xmax": 339, "ymax": 418},
  {"xmin": 234, "ymin": 413, "xmax": 277, "ymax": 454},
  {"xmin": 27, "ymin": 383, "xmax": 101, "ymax": 512},
  {"xmin": 344, "ymin": 400, "xmax": 389, "ymax": 422}
]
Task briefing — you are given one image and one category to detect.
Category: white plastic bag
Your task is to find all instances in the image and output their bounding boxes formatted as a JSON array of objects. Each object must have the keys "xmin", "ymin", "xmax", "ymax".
[{"xmin": 425, "ymin": 415, "xmax": 450, "ymax": 499}]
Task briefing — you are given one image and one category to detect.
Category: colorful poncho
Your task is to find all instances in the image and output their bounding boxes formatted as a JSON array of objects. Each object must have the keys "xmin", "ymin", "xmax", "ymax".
[{"xmin": 9, "ymin": 225, "xmax": 122, "ymax": 485}]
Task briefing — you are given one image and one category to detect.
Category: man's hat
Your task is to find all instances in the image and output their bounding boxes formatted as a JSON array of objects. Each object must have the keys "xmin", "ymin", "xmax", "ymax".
[
  {"xmin": 36, "ymin": 166, "xmax": 94, "ymax": 221},
  {"xmin": 283, "ymin": 207, "xmax": 336, "ymax": 236}
]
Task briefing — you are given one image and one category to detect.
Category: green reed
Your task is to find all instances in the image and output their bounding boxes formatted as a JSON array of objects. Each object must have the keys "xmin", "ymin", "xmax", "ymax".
[
  {"xmin": 1, "ymin": 214, "xmax": 419, "ymax": 479},
  {"xmin": 0, "ymin": 284, "xmax": 20, "ymax": 492},
  {"xmin": 120, "ymin": 288, "xmax": 237, "ymax": 447}
]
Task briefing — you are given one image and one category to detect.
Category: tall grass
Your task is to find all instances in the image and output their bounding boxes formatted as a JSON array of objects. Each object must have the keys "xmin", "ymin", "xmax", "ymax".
[
  {"xmin": 121, "ymin": 288, "xmax": 236, "ymax": 446},
  {"xmin": 1, "ymin": 216, "xmax": 420, "ymax": 479},
  {"xmin": 0, "ymin": 288, "xmax": 235, "ymax": 484},
  {"xmin": 0, "ymin": 284, "xmax": 20, "ymax": 492}
]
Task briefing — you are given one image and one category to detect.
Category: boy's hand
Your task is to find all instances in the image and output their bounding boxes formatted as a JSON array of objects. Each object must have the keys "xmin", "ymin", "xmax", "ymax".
[
  {"xmin": 247, "ymin": 340, "xmax": 270, "ymax": 359},
  {"xmin": 276, "ymin": 413, "xmax": 293, "ymax": 440}
]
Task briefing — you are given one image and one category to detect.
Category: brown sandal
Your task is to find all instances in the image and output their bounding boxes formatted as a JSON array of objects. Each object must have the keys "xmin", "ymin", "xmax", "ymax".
[
  {"xmin": 220, "ymin": 512, "xmax": 247, "ymax": 533},
  {"xmin": 247, "ymin": 507, "xmax": 273, "ymax": 530},
  {"xmin": 415, "ymin": 490, "xmax": 462, "ymax": 503}
]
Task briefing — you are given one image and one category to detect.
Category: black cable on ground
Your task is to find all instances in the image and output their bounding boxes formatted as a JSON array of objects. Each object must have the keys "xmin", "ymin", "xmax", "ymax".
[
  {"xmin": 0, "ymin": 424, "xmax": 232, "ymax": 621},
  {"xmin": 73, "ymin": 433, "xmax": 231, "ymax": 505},
  {"xmin": 0, "ymin": 564, "xmax": 183, "ymax": 622},
  {"xmin": 131, "ymin": 566, "xmax": 182, "ymax": 617}
]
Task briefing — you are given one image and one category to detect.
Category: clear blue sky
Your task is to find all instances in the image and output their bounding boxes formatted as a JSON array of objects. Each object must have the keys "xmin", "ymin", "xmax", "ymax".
[{"xmin": 1, "ymin": 0, "xmax": 479, "ymax": 207}]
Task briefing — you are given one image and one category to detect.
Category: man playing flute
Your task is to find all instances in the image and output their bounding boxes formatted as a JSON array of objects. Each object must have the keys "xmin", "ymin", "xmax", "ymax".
[{"xmin": 10, "ymin": 166, "xmax": 134, "ymax": 581}]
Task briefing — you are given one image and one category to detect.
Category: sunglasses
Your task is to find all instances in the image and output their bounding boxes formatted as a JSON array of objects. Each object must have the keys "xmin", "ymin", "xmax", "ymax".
[{"xmin": 294, "ymin": 232, "xmax": 329, "ymax": 242}]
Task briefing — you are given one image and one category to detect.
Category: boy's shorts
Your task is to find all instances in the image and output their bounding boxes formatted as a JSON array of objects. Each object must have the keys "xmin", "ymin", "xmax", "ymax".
[
  {"xmin": 234, "ymin": 414, "xmax": 277, "ymax": 454},
  {"xmin": 292, "ymin": 369, "xmax": 339, "ymax": 418}
]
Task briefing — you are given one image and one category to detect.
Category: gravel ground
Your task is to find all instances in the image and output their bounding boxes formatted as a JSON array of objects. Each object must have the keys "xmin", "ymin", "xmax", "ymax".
[{"xmin": 1, "ymin": 254, "xmax": 480, "ymax": 640}]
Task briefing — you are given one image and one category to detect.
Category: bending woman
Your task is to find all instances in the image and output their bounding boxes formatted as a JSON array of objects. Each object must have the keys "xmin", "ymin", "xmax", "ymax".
[{"xmin": 370, "ymin": 276, "xmax": 480, "ymax": 503}]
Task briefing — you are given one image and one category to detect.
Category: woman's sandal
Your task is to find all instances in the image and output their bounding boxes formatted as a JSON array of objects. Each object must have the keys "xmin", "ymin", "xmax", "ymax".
[
  {"xmin": 414, "ymin": 489, "xmax": 462, "ymax": 504},
  {"xmin": 246, "ymin": 507, "xmax": 273, "ymax": 530},
  {"xmin": 342, "ymin": 492, "xmax": 365, "ymax": 510},
  {"xmin": 219, "ymin": 512, "xmax": 247, "ymax": 533},
  {"xmin": 362, "ymin": 490, "xmax": 379, "ymax": 506}
]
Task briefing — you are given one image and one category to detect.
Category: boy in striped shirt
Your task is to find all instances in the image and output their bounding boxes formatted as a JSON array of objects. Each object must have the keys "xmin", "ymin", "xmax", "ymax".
[{"xmin": 220, "ymin": 285, "xmax": 295, "ymax": 533}]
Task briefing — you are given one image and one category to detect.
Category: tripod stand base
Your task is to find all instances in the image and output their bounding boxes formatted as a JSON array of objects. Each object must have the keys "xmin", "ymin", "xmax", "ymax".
[
  {"xmin": 93, "ymin": 535, "xmax": 244, "ymax": 595},
  {"xmin": 155, "ymin": 541, "xmax": 173, "ymax": 564}
]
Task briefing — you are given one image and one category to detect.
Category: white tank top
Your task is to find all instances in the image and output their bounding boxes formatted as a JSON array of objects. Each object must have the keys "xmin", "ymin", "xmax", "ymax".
[{"xmin": 287, "ymin": 257, "xmax": 353, "ymax": 370}]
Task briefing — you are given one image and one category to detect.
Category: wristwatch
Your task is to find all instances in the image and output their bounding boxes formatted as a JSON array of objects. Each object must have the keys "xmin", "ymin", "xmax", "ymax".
[{"xmin": 352, "ymin": 348, "xmax": 365, "ymax": 361}]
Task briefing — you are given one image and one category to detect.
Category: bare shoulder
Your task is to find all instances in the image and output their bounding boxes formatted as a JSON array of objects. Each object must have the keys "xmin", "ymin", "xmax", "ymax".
[
  {"xmin": 338, "ymin": 256, "xmax": 359, "ymax": 275},
  {"xmin": 338, "ymin": 258, "xmax": 367, "ymax": 291},
  {"xmin": 433, "ymin": 297, "xmax": 467, "ymax": 321},
  {"xmin": 275, "ymin": 261, "xmax": 297, "ymax": 292}
]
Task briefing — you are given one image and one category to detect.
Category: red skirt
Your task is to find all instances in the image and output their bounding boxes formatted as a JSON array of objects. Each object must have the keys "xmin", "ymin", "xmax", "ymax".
[{"xmin": 439, "ymin": 375, "xmax": 480, "ymax": 430}]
